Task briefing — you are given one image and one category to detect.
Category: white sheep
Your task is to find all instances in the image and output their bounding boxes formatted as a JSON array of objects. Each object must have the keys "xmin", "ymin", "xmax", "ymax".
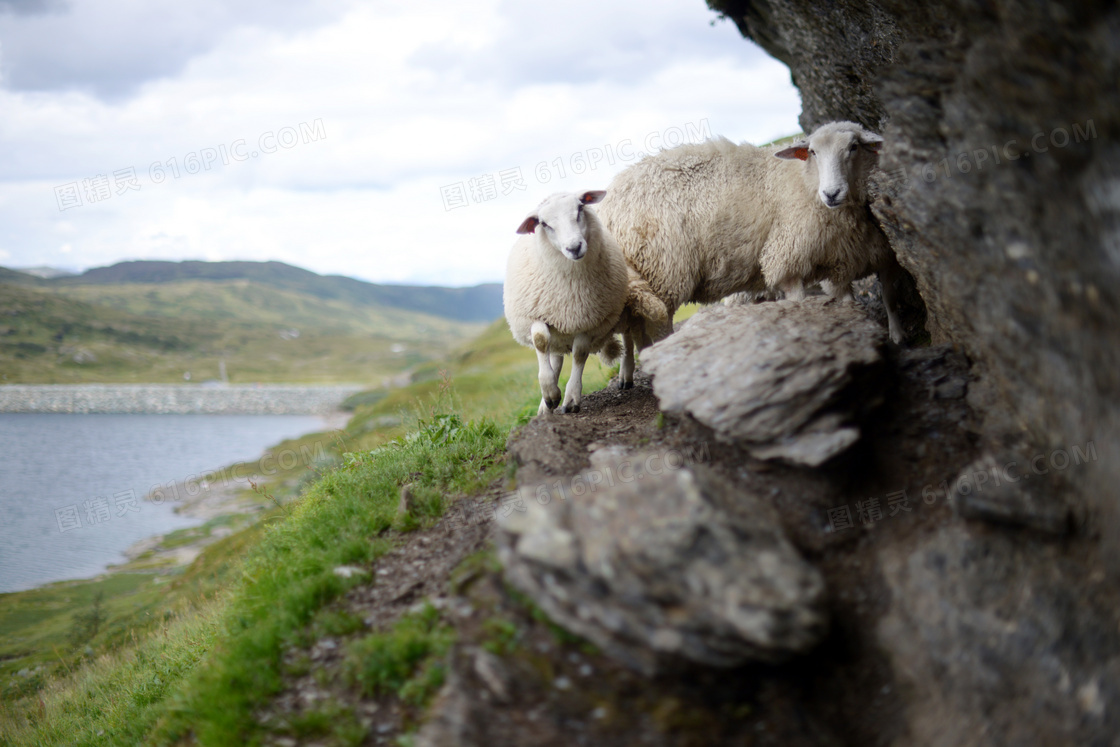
[
  {"xmin": 503, "ymin": 190, "xmax": 629, "ymax": 415},
  {"xmin": 597, "ymin": 121, "xmax": 906, "ymax": 387}
]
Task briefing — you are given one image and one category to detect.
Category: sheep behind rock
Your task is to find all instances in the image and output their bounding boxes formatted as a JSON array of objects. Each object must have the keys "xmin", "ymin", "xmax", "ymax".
[
  {"xmin": 504, "ymin": 191, "xmax": 628, "ymax": 414},
  {"xmin": 597, "ymin": 121, "xmax": 906, "ymax": 387}
]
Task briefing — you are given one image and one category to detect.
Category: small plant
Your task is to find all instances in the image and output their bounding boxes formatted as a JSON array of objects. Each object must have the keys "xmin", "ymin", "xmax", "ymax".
[
  {"xmin": 68, "ymin": 592, "xmax": 104, "ymax": 649},
  {"xmin": 481, "ymin": 617, "xmax": 521, "ymax": 657},
  {"xmin": 249, "ymin": 479, "xmax": 288, "ymax": 516},
  {"xmin": 407, "ymin": 412, "xmax": 465, "ymax": 448},
  {"xmin": 345, "ymin": 603, "xmax": 453, "ymax": 708}
]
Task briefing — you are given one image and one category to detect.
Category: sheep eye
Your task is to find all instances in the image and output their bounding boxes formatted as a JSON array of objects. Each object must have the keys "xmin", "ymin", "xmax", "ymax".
[
  {"xmin": 539, "ymin": 221, "xmax": 549, "ymax": 230},
  {"xmin": 808, "ymin": 148, "xmax": 816, "ymax": 156},
  {"xmin": 849, "ymin": 143, "xmax": 859, "ymax": 153}
]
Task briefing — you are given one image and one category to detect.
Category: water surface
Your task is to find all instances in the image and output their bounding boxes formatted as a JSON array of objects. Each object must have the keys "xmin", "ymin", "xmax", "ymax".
[{"xmin": 0, "ymin": 413, "xmax": 326, "ymax": 593}]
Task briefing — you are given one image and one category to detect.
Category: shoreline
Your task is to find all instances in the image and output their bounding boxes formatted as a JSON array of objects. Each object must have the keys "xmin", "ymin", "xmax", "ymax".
[
  {"xmin": 0, "ymin": 383, "xmax": 364, "ymax": 415},
  {"xmin": 114, "ymin": 407, "xmax": 351, "ymax": 577},
  {"xmin": 2, "ymin": 408, "xmax": 353, "ymax": 595}
]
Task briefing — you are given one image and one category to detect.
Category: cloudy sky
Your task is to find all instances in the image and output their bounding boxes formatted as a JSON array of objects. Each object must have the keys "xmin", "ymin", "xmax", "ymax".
[{"xmin": 0, "ymin": 0, "xmax": 800, "ymax": 286}]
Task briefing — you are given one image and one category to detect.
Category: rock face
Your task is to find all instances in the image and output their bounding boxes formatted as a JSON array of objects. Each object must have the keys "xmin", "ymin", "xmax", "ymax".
[
  {"xmin": 878, "ymin": 526, "xmax": 1120, "ymax": 746},
  {"xmin": 642, "ymin": 298, "xmax": 887, "ymax": 466},
  {"xmin": 497, "ymin": 458, "xmax": 827, "ymax": 675},
  {"xmin": 708, "ymin": 0, "xmax": 1120, "ymax": 541},
  {"xmin": 687, "ymin": 3, "xmax": 1120, "ymax": 743}
]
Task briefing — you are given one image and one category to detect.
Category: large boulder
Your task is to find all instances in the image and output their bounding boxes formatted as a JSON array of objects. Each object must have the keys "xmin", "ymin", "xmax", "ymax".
[
  {"xmin": 497, "ymin": 455, "xmax": 826, "ymax": 675},
  {"xmin": 642, "ymin": 298, "xmax": 888, "ymax": 466}
]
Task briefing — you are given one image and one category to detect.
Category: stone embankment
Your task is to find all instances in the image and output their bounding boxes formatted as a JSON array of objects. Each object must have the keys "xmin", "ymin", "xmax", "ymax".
[{"xmin": 0, "ymin": 384, "xmax": 363, "ymax": 415}]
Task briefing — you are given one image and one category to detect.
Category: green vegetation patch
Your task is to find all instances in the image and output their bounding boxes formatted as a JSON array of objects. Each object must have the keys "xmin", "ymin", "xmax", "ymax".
[
  {"xmin": 345, "ymin": 602, "xmax": 453, "ymax": 708},
  {"xmin": 1, "ymin": 604, "xmax": 221, "ymax": 746},
  {"xmin": 0, "ymin": 279, "xmax": 483, "ymax": 384},
  {"xmin": 2, "ymin": 314, "xmax": 617, "ymax": 745},
  {"xmin": 154, "ymin": 403, "xmax": 508, "ymax": 746}
]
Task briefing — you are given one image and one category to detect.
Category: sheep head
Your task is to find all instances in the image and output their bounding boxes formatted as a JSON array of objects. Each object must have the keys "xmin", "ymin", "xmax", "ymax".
[
  {"xmin": 775, "ymin": 122, "xmax": 883, "ymax": 209},
  {"xmin": 516, "ymin": 190, "xmax": 606, "ymax": 261}
]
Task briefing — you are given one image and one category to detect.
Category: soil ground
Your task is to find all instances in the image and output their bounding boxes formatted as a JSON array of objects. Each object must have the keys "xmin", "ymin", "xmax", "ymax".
[{"xmin": 260, "ymin": 343, "xmax": 980, "ymax": 746}]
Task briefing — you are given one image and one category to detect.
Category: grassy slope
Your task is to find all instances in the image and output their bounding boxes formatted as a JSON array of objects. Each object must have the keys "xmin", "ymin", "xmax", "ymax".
[
  {"xmin": 0, "ymin": 280, "xmax": 484, "ymax": 384},
  {"xmin": 57, "ymin": 260, "xmax": 504, "ymax": 323},
  {"xmin": 0, "ymin": 318, "xmax": 617, "ymax": 745}
]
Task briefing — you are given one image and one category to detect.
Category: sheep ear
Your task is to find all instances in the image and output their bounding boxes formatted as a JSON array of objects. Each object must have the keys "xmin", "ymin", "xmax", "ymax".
[
  {"xmin": 517, "ymin": 216, "xmax": 539, "ymax": 234},
  {"xmin": 860, "ymin": 131, "xmax": 884, "ymax": 153},
  {"xmin": 775, "ymin": 144, "xmax": 810, "ymax": 161},
  {"xmin": 580, "ymin": 190, "xmax": 606, "ymax": 205}
]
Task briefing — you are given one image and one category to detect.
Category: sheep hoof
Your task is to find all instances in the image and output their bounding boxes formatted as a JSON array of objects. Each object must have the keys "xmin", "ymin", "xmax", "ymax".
[
  {"xmin": 620, "ymin": 380, "xmax": 634, "ymax": 390},
  {"xmin": 559, "ymin": 403, "xmax": 580, "ymax": 414}
]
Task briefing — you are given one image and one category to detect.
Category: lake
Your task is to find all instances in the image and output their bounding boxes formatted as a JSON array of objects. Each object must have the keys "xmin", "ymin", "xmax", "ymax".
[{"xmin": 0, "ymin": 413, "xmax": 328, "ymax": 593}]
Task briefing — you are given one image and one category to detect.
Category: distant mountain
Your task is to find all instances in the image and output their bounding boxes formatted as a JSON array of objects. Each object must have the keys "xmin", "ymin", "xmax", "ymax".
[
  {"xmin": 0, "ymin": 267, "xmax": 46, "ymax": 285},
  {"xmin": 0, "ymin": 267, "xmax": 489, "ymax": 385},
  {"xmin": 51, "ymin": 260, "xmax": 504, "ymax": 323},
  {"xmin": 14, "ymin": 266, "xmax": 77, "ymax": 279}
]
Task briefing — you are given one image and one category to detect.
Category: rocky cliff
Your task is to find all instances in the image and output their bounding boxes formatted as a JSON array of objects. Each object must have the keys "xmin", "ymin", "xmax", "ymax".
[
  {"xmin": 440, "ymin": 4, "xmax": 1120, "ymax": 745},
  {"xmin": 289, "ymin": 5, "xmax": 1120, "ymax": 745},
  {"xmin": 708, "ymin": 0, "xmax": 1120, "ymax": 550}
]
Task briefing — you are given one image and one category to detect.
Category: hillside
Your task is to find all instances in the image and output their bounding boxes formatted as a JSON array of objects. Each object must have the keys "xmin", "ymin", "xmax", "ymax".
[
  {"xmin": 0, "ymin": 277, "xmax": 486, "ymax": 385},
  {"xmin": 49, "ymin": 260, "xmax": 504, "ymax": 323},
  {"xmin": 0, "ymin": 312, "xmax": 621, "ymax": 745}
]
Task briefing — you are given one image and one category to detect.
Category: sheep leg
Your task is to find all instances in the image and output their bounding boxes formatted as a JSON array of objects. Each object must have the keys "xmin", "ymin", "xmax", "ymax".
[
  {"xmin": 640, "ymin": 316, "xmax": 665, "ymax": 348},
  {"xmin": 550, "ymin": 352, "xmax": 565, "ymax": 398},
  {"xmin": 823, "ymin": 279, "xmax": 854, "ymax": 305},
  {"xmin": 619, "ymin": 328, "xmax": 636, "ymax": 389},
  {"xmin": 535, "ymin": 348, "xmax": 560, "ymax": 414},
  {"xmin": 558, "ymin": 333, "xmax": 590, "ymax": 414},
  {"xmin": 877, "ymin": 256, "xmax": 906, "ymax": 345},
  {"xmin": 532, "ymin": 322, "xmax": 561, "ymax": 413},
  {"xmin": 780, "ymin": 278, "xmax": 807, "ymax": 301}
]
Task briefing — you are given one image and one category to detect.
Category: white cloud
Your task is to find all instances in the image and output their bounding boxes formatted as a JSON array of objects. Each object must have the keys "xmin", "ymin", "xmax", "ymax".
[
  {"xmin": 0, "ymin": 0, "xmax": 801, "ymax": 285},
  {"xmin": 0, "ymin": 0, "xmax": 351, "ymax": 97}
]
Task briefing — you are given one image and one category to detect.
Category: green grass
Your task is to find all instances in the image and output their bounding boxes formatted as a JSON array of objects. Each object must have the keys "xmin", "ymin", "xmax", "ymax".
[
  {"xmin": 0, "ymin": 518, "xmax": 261, "ymax": 703},
  {"xmin": 344, "ymin": 319, "xmax": 616, "ymax": 451},
  {"xmin": 0, "ymin": 599, "xmax": 223, "ymax": 746},
  {"xmin": 52, "ymin": 280, "xmax": 477, "ymax": 340},
  {"xmin": 0, "ymin": 280, "xmax": 483, "ymax": 384},
  {"xmin": 153, "ymin": 402, "xmax": 510, "ymax": 745},
  {"xmin": 345, "ymin": 602, "xmax": 453, "ymax": 706},
  {"xmin": 0, "ymin": 519, "xmax": 263, "ymax": 744},
  {"xmin": 0, "ymin": 315, "xmax": 616, "ymax": 745},
  {"xmin": 674, "ymin": 303, "xmax": 703, "ymax": 323}
]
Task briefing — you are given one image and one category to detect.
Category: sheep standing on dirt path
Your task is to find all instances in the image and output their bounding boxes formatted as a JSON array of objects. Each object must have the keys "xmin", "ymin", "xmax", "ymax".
[
  {"xmin": 597, "ymin": 121, "xmax": 906, "ymax": 388},
  {"xmin": 504, "ymin": 191, "xmax": 628, "ymax": 415}
]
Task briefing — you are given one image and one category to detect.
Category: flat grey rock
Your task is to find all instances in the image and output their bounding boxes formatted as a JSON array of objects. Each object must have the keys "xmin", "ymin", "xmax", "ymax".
[
  {"xmin": 642, "ymin": 298, "xmax": 888, "ymax": 466},
  {"xmin": 497, "ymin": 460, "xmax": 826, "ymax": 674}
]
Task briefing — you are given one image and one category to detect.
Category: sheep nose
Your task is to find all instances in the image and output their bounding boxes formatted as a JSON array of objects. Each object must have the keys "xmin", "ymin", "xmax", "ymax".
[{"xmin": 822, "ymin": 188, "xmax": 844, "ymax": 207}]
